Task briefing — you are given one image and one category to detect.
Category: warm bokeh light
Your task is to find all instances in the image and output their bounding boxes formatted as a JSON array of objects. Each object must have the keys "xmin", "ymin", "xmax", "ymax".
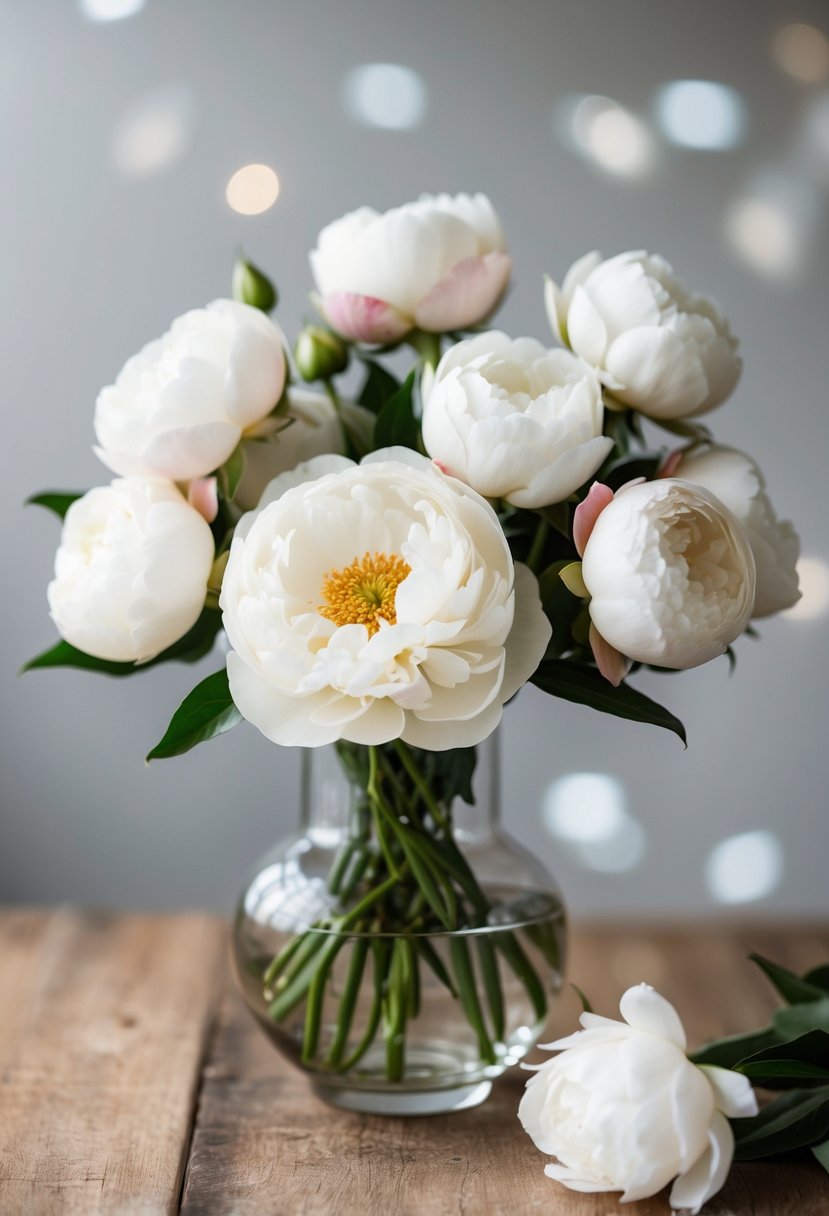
[
  {"xmin": 79, "ymin": 0, "xmax": 144, "ymax": 19},
  {"xmin": 343, "ymin": 63, "xmax": 427, "ymax": 130},
  {"xmin": 705, "ymin": 830, "xmax": 783, "ymax": 904},
  {"xmin": 556, "ymin": 95, "xmax": 655, "ymax": 178},
  {"xmin": 112, "ymin": 86, "xmax": 196, "ymax": 178},
  {"xmin": 225, "ymin": 164, "xmax": 280, "ymax": 216},
  {"xmin": 655, "ymin": 80, "xmax": 746, "ymax": 150},
  {"xmin": 772, "ymin": 23, "xmax": 829, "ymax": 85},
  {"xmin": 783, "ymin": 556, "xmax": 829, "ymax": 621},
  {"xmin": 724, "ymin": 172, "xmax": 819, "ymax": 281}
]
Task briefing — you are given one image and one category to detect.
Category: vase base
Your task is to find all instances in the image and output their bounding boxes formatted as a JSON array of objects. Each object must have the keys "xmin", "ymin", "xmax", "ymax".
[{"xmin": 311, "ymin": 1078, "xmax": 493, "ymax": 1116}]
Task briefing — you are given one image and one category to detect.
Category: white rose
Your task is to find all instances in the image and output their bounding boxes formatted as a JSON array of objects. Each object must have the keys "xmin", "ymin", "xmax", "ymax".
[
  {"xmin": 234, "ymin": 388, "xmax": 366, "ymax": 511},
  {"xmin": 581, "ymin": 479, "xmax": 755, "ymax": 669},
  {"xmin": 310, "ymin": 193, "xmax": 511, "ymax": 344},
  {"xmin": 219, "ymin": 448, "xmax": 550, "ymax": 749},
  {"xmin": 47, "ymin": 478, "xmax": 215, "ymax": 662},
  {"xmin": 422, "ymin": 331, "xmax": 612, "ymax": 508},
  {"xmin": 94, "ymin": 299, "xmax": 287, "ymax": 481},
  {"xmin": 545, "ymin": 251, "xmax": 741, "ymax": 419},
  {"xmin": 673, "ymin": 445, "xmax": 800, "ymax": 618},
  {"xmin": 519, "ymin": 983, "xmax": 758, "ymax": 1213}
]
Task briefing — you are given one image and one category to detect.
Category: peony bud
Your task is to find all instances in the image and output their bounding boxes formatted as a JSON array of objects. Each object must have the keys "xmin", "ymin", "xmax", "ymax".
[
  {"xmin": 47, "ymin": 478, "xmax": 215, "ymax": 663},
  {"xmin": 580, "ymin": 478, "xmax": 756, "ymax": 670},
  {"xmin": 294, "ymin": 325, "xmax": 349, "ymax": 382},
  {"xmin": 232, "ymin": 256, "xmax": 278, "ymax": 312}
]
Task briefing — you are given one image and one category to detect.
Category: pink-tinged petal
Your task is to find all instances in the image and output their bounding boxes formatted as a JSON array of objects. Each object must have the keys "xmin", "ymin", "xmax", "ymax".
[
  {"xmin": 413, "ymin": 251, "xmax": 512, "ymax": 333},
  {"xmin": 659, "ymin": 447, "xmax": 687, "ymax": 479},
  {"xmin": 322, "ymin": 292, "xmax": 412, "ymax": 345},
  {"xmin": 188, "ymin": 477, "xmax": 219, "ymax": 523},
  {"xmin": 589, "ymin": 622, "xmax": 631, "ymax": 687},
  {"xmin": 574, "ymin": 482, "xmax": 614, "ymax": 557}
]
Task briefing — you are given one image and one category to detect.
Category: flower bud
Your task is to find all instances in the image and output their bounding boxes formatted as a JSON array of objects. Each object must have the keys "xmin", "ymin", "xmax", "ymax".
[
  {"xmin": 294, "ymin": 325, "xmax": 349, "ymax": 382},
  {"xmin": 232, "ymin": 256, "xmax": 278, "ymax": 313}
]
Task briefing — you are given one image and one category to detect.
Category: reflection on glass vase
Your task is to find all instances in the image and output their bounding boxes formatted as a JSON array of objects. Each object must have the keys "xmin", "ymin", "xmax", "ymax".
[{"xmin": 232, "ymin": 729, "xmax": 567, "ymax": 1115}]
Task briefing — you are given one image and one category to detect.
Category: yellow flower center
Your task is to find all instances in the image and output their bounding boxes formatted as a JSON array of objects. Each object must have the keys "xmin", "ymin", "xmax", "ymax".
[{"xmin": 320, "ymin": 551, "xmax": 411, "ymax": 635}]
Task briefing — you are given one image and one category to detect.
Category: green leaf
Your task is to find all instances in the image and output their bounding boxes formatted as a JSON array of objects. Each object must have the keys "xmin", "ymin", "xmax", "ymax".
[
  {"xmin": 571, "ymin": 983, "xmax": 593, "ymax": 1014},
  {"xmin": 774, "ymin": 998, "xmax": 829, "ymax": 1038},
  {"xmin": 22, "ymin": 610, "xmax": 222, "ymax": 677},
  {"xmin": 735, "ymin": 1030, "xmax": 829, "ymax": 1086},
  {"xmin": 146, "ymin": 669, "xmax": 242, "ymax": 761},
  {"xmin": 732, "ymin": 1086, "xmax": 829, "ymax": 1160},
  {"xmin": 601, "ymin": 455, "xmax": 663, "ymax": 491},
  {"xmin": 813, "ymin": 1137, "xmax": 829, "ymax": 1174},
  {"xmin": 26, "ymin": 491, "xmax": 84, "ymax": 519},
  {"xmin": 218, "ymin": 442, "xmax": 246, "ymax": 502},
  {"xmin": 691, "ymin": 1027, "xmax": 782, "ymax": 1069},
  {"xmin": 538, "ymin": 561, "xmax": 581, "ymax": 658},
  {"xmin": 417, "ymin": 746, "xmax": 477, "ymax": 807},
  {"xmin": 531, "ymin": 660, "xmax": 687, "ymax": 744},
  {"xmin": 358, "ymin": 358, "xmax": 401, "ymax": 415},
  {"xmin": 374, "ymin": 370, "xmax": 420, "ymax": 451},
  {"xmin": 749, "ymin": 953, "xmax": 829, "ymax": 1006},
  {"xmin": 805, "ymin": 966, "xmax": 829, "ymax": 994}
]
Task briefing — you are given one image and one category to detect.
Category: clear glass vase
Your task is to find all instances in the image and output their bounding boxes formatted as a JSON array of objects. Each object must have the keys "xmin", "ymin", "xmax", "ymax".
[{"xmin": 232, "ymin": 731, "xmax": 567, "ymax": 1115}]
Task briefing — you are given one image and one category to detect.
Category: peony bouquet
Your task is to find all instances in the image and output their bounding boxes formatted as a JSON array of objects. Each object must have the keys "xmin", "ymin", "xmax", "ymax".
[{"xmin": 28, "ymin": 193, "xmax": 800, "ymax": 1147}]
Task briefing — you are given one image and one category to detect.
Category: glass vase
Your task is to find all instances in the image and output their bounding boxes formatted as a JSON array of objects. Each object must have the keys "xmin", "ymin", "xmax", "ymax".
[{"xmin": 232, "ymin": 730, "xmax": 566, "ymax": 1115}]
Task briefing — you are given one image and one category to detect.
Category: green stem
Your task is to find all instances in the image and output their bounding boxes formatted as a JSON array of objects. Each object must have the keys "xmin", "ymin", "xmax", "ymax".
[
  {"xmin": 339, "ymin": 939, "xmax": 390, "ymax": 1072},
  {"xmin": 526, "ymin": 517, "xmax": 550, "ymax": 574},
  {"xmin": 391, "ymin": 740, "xmax": 450, "ymax": 833},
  {"xmin": 409, "ymin": 329, "xmax": 442, "ymax": 372},
  {"xmin": 450, "ymin": 936, "xmax": 496, "ymax": 1065},
  {"xmin": 325, "ymin": 936, "xmax": 370, "ymax": 1066}
]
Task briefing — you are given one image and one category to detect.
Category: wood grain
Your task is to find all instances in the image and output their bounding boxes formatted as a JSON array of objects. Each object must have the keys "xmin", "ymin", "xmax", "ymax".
[
  {"xmin": 181, "ymin": 922, "xmax": 829, "ymax": 1216},
  {"xmin": 0, "ymin": 908, "xmax": 224, "ymax": 1215}
]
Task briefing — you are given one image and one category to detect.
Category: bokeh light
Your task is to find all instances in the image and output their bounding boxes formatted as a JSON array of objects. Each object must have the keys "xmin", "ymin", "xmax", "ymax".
[
  {"xmin": 543, "ymin": 773, "xmax": 646, "ymax": 872},
  {"xmin": 112, "ymin": 86, "xmax": 196, "ymax": 178},
  {"xmin": 772, "ymin": 23, "xmax": 829, "ymax": 85},
  {"xmin": 655, "ymin": 80, "xmax": 746, "ymax": 150},
  {"xmin": 725, "ymin": 172, "xmax": 819, "ymax": 280},
  {"xmin": 226, "ymin": 164, "xmax": 280, "ymax": 216},
  {"xmin": 556, "ymin": 95, "xmax": 656, "ymax": 178},
  {"xmin": 79, "ymin": 0, "xmax": 145, "ymax": 20},
  {"xmin": 783, "ymin": 557, "xmax": 829, "ymax": 621},
  {"xmin": 343, "ymin": 63, "xmax": 427, "ymax": 130},
  {"xmin": 705, "ymin": 830, "xmax": 783, "ymax": 904}
]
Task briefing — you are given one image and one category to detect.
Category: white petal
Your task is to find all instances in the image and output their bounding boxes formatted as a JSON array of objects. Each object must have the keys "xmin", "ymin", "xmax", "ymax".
[
  {"xmin": 543, "ymin": 1163, "xmax": 616, "ymax": 1193},
  {"xmin": 566, "ymin": 284, "xmax": 609, "ymax": 366},
  {"xmin": 619, "ymin": 983, "xmax": 687, "ymax": 1049},
  {"xmin": 699, "ymin": 1065, "xmax": 759, "ymax": 1118},
  {"xmin": 604, "ymin": 326, "xmax": 708, "ymax": 418},
  {"xmin": 669, "ymin": 1111, "xmax": 734, "ymax": 1215},
  {"xmin": 500, "ymin": 564, "xmax": 551, "ymax": 700}
]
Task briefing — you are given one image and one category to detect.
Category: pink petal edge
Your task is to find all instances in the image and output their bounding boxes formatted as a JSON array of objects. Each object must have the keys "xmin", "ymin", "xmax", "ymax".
[
  {"xmin": 413, "ymin": 251, "xmax": 512, "ymax": 333},
  {"xmin": 322, "ymin": 292, "xmax": 412, "ymax": 345},
  {"xmin": 589, "ymin": 622, "xmax": 631, "ymax": 687},
  {"xmin": 573, "ymin": 482, "xmax": 614, "ymax": 557},
  {"xmin": 188, "ymin": 476, "xmax": 219, "ymax": 523}
]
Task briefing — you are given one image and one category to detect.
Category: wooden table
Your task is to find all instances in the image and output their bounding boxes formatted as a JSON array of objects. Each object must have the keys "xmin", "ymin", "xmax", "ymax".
[{"xmin": 1, "ymin": 911, "xmax": 827, "ymax": 1215}]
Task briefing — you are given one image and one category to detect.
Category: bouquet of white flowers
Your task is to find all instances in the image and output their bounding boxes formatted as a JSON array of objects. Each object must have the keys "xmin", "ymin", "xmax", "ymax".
[{"xmin": 27, "ymin": 193, "xmax": 800, "ymax": 1134}]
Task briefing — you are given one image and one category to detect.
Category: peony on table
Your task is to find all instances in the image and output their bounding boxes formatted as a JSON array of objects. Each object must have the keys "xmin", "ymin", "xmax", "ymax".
[{"xmin": 1, "ymin": 907, "xmax": 827, "ymax": 1216}]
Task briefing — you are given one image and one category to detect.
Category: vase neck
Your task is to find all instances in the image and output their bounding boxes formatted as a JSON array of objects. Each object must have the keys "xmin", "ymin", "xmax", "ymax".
[{"xmin": 300, "ymin": 733, "xmax": 501, "ymax": 844}]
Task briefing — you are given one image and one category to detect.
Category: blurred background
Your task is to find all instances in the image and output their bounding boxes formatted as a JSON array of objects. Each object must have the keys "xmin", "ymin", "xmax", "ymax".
[{"xmin": 3, "ymin": 0, "xmax": 828, "ymax": 917}]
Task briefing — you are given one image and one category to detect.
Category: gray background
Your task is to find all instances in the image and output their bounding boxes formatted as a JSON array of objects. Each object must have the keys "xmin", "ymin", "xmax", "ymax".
[{"xmin": 3, "ymin": 0, "xmax": 827, "ymax": 916}]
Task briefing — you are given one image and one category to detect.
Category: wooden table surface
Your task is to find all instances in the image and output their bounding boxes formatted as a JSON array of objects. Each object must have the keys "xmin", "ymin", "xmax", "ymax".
[{"xmin": 1, "ymin": 910, "xmax": 828, "ymax": 1215}]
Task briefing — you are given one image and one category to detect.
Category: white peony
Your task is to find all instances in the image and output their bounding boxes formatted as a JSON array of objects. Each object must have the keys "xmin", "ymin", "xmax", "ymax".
[
  {"xmin": 421, "ymin": 331, "xmax": 612, "ymax": 508},
  {"xmin": 94, "ymin": 299, "xmax": 287, "ymax": 481},
  {"xmin": 580, "ymin": 479, "xmax": 756, "ymax": 670},
  {"xmin": 234, "ymin": 389, "xmax": 373, "ymax": 511},
  {"xmin": 219, "ymin": 448, "xmax": 550, "ymax": 749},
  {"xmin": 47, "ymin": 478, "xmax": 215, "ymax": 662},
  {"xmin": 545, "ymin": 251, "xmax": 741, "ymax": 419},
  {"xmin": 519, "ymin": 983, "xmax": 757, "ymax": 1213},
  {"xmin": 310, "ymin": 193, "xmax": 511, "ymax": 344},
  {"xmin": 673, "ymin": 445, "xmax": 800, "ymax": 618}
]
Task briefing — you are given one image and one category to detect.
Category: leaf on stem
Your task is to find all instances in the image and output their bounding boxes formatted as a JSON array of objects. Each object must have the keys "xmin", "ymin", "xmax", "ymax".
[
  {"xmin": 358, "ymin": 358, "xmax": 401, "ymax": 415},
  {"xmin": 22, "ymin": 609, "xmax": 223, "ymax": 677},
  {"xmin": 374, "ymin": 370, "xmax": 420, "ymax": 451},
  {"xmin": 531, "ymin": 659, "xmax": 687, "ymax": 744},
  {"xmin": 146, "ymin": 668, "xmax": 242, "ymax": 761},
  {"xmin": 749, "ymin": 953, "xmax": 829, "ymax": 1005},
  {"xmin": 25, "ymin": 491, "xmax": 84, "ymax": 519}
]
